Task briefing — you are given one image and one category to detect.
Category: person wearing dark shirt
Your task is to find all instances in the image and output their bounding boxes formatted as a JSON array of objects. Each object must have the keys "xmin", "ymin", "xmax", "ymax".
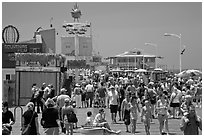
[
  {"xmin": 41, "ymin": 98, "xmax": 60, "ymax": 135},
  {"xmin": 36, "ymin": 89, "xmax": 44, "ymax": 113},
  {"xmin": 2, "ymin": 101, "xmax": 15, "ymax": 135},
  {"xmin": 180, "ymin": 105, "xmax": 202, "ymax": 135},
  {"xmin": 22, "ymin": 102, "xmax": 39, "ymax": 135},
  {"xmin": 47, "ymin": 84, "xmax": 55, "ymax": 99},
  {"xmin": 118, "ymin": 83, "xmax": 125, "ymax": 121},
  {"xmin": 98, "ymin": 82, "xmax": 107, "ymax": 108},
  {"xmin": 138, "ymin": 83, "xmax": 146, "ymax": 101}
]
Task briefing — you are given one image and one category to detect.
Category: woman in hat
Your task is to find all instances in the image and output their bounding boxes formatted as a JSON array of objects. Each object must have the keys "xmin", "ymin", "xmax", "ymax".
[
  {"xmin": 2, "ymin": 101, "xmax": 15, "ymax": 135},
  {"xmin": 56, "ymin": 88, "xmax": 71, "ymax": 134},
  {"xmin": 41, "ymin": 98, "xmax": 60, "ymax": 135},
  {"xmin": 22, "ymin": 102, "xmax": 40, "ymax": 135},
  {"xmin": 74, "ymin": 83, "xmax": 82, "ymax": 108}
]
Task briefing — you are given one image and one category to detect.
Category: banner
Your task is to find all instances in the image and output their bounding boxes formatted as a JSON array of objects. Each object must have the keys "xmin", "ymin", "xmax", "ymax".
[
  {"xmin": 2, "ymin": 43, "xmax": 42, "ymax": 68},
  {"xmin": 78, "ymin": 36, "xmax": 92, "ymax": 56},
  {"xmin": 61, "ymin": 36, "xmax": 75, "ymax": 56},
  {"xmin": 67, "ymin": 60, "xmax": 89, "ymax": 69}
]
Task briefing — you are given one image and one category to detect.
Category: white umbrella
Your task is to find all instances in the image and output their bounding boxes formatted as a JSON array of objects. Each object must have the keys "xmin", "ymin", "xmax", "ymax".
[
  {"xmin": 188, "ymin": 69, "xmax": 202, "ymax": 76},
  {"xmin": 135, "ymin": 69, "xmax": 147, "ymax": 73},
  {"xmin": 124, "ymin": 70, "xmax": 134, "ymax": 73},
  {"xmin": 110, "ymin": 69, "xmax": 123, "ymax": 72},
  {"xmin": 154, "ymin": 68, "xmax": 163, "ymax": 71},
  {"xmin": 176, "ymin": 69, "xmax": 202, "ymax": 78}
]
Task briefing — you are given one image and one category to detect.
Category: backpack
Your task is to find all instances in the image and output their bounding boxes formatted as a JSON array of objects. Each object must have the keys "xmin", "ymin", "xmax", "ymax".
[{"xmin": 67, "ymin": 111, "xmax": 78, "ymax": 123}]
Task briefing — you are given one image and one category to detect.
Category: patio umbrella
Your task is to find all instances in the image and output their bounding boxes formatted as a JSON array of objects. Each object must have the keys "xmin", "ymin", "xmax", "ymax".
[
  {"xmin": 176, "ymin": 69, "xmax": 202, "ymax": 78},
  {"xmin": 135, "ymin": 69, "xmax": 147, "ymax": 73},
  {"xmin": 110, "ymin": 69, "xmax": 123, "ymax": 72}
]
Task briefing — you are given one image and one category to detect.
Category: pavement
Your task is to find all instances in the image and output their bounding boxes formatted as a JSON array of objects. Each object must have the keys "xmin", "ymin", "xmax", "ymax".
[{"xmin": 10, "ymin": 104, "xmax": 202, "ymax": 135}]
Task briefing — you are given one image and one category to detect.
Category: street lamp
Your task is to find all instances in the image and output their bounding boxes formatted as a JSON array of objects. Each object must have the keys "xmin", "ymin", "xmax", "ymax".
[
  {"xmin": 164, "ymin": 33, "xmax": 182, "ymax": 72},
  {"xmin": 144, "ymin": 43, "xmax": 158, "ymax": 68}
]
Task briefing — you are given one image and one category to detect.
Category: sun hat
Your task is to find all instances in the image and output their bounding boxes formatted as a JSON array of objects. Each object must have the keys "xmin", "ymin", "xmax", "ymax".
[
  {"xmin": 109, "ymin": 85, "xmax": 115, "ymax": 89},
  {"xmin": 148, "ymin": 82, "xmax": 154, "ymax": 85},
  {"xmin": 45, "ymin": 98, "xmax": 55, "ymax": 107},
  {"xmin": 26, "ymin": 102, "xmax": 34, "ymax": 108},
  {"xmin": 60, "ymin": 88, "xmax": 67, "ymax": 92},
  {"xmin": 64, "ymin": 98, "xmax": 71, "ymax": 103},
  {"xmin": 185, "ymin": 95, "xmax": 192, "ymax": 100},
  {"xmin": 75, "ymin": 83, "xmax": 80, "ymax": 87}
]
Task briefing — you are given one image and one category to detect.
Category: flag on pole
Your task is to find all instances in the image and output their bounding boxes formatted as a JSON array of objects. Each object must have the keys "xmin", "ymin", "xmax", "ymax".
[{"xmin": 181, "ymin": 46, "xmax": 186, "ymax": 55}]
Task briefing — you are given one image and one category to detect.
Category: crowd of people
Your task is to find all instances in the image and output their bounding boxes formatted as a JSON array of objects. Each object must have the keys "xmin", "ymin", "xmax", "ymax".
[{"xmin": 2, "ymin": 70, "xmax": 202, "ymax": 135}]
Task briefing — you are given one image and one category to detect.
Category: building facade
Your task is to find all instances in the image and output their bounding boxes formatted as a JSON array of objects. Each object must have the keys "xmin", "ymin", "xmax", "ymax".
[{"xmin": 108, "ymin": 50, "xmax": 156, "ymax": 70}]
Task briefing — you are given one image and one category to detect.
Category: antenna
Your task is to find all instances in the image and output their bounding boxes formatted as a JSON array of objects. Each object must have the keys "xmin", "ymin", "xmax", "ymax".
[{"xmin": 50, "ymin": 17, "xmax": 53, "ymax": 28}]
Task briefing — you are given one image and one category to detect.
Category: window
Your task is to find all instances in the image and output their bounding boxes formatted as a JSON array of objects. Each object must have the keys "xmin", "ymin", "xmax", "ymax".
[
  {"xmin": 129, "ymin": 57, "xmax": 135, "ymax": 62},
  {"xmin": 30, "ymin": 48, "xmax": 40, "ymax": 53},
  {"xmin": 6, "ymin": 74, "xmax": 10, "ymax": 80},
  {"xmin": 148, "ymin": 58, "xmax": 155, "ymax": 62}
]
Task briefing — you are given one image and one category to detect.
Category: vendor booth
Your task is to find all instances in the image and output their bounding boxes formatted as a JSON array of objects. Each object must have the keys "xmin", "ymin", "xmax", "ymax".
[{"xmin": 15, "ymin": 53, "xmax": 65, "ymax": 105}]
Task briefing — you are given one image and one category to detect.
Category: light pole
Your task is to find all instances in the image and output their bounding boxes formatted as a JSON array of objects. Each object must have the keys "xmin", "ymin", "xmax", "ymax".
[
  {"xmin": 164, "ymin": 33, "xmax": 182, "ymax": 72},
  {"xmin": 144, "ymin": 43, "xmax": 158, "ymax": 69}
]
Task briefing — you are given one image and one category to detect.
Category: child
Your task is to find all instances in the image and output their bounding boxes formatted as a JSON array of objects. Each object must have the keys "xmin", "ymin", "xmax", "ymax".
[
  {"xmin": 141, "ymin": 100, "xmax": 152, "ymax": 135},
  {"xmin": 94, "ymin": 92, "xmax": 100, "ymax": 108},
  {"xmin": 121, "ymin": 93, "xmax": 131, "ymax": 132},
  {"xmin": 85, "ymin": 111, "xmax": 93, "ymax": 126},
  {"xmin": 129, "ymin": 96, "xmax": 140, "ymax": 134},
  {"xmin": 72, "ymin": 101, "xmax": 78, "ymax": 129}
]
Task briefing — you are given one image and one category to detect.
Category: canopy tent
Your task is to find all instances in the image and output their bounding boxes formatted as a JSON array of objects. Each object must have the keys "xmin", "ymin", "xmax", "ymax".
[{"xmin": 176, "ymin": 69, "xmax": 202, "ymax": 78}]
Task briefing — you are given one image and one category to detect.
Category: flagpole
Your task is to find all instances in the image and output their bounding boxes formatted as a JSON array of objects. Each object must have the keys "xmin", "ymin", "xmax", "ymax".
[
  {"xmin": 164, "ymin": 33, "xmax": 182, "ymax": 73},
  {"xmin": 179, "ymin": 34, "xmax": 182, "ymax": 73}
]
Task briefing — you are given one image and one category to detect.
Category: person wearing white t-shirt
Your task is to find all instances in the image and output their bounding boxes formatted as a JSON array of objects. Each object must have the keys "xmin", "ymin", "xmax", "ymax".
[
  {"xmin": 170, "ymin": 82, "xmax": 182, "ymax": 119},
  {"xmin": 107, "ymin": 85, "xmax": 119, "ymax": 124},
  {"xmin": 85, "ymin": 82, "xmax": 94, "ymax": 107}
]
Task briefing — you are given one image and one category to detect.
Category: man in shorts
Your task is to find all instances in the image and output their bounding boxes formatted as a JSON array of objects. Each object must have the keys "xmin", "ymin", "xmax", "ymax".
[{"xmin": 107, "ymin": 85, "xmax": 119, "ymax": 124}]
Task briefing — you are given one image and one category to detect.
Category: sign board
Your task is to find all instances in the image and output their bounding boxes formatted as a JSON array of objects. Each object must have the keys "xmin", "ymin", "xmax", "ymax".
[
  {"xmin": 2, "ymin": 43, "xmax": 43, "ymax": 68},
  {"xmin": 16, "ymin": 66, "xmax": 60, "ymax": 72}
]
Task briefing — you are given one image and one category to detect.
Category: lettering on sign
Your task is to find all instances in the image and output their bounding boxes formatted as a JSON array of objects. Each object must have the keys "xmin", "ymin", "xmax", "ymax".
[{"xmin": 4, "ymin": 44, "xmax": 28, "ymax": 52}]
